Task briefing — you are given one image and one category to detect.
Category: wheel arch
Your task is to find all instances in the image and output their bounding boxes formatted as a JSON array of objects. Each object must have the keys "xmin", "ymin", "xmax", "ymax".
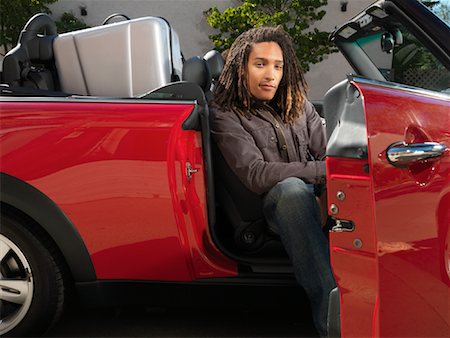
[{"xmin": 1, "ymin": 172, "xmax": 96, "ymax": 282}]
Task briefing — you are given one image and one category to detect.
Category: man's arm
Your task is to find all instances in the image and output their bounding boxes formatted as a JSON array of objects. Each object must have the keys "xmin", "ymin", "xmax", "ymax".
[{"xmin": 305, "ymin": 100, "xmax": 327, "ymax": 161}]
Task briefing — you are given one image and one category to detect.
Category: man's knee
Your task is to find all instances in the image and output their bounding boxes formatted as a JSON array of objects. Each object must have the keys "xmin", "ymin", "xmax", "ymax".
[
  {"xmin": 265, "ymin": 177, "xmax": 313, "ymax": 206},
  {"xmin": 263, "ymin": 177, "xmax": 320, "ymax": 234}
]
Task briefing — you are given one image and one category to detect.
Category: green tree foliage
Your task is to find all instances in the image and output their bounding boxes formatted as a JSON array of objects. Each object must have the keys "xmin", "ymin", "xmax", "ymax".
[
  {"xmin": 56, "ymin": 12, "xmax": 89, "ymax": 34},
  {"xmin": 427, "ymin": 0, "xmax": 450, "ymax": 23},
  {"xmin": 0, "ymin": 0, "xmax": 57, "ymax": 55},
  {"xmin": 204, "ymin": 0, "xmax": 337, "ymax": 71}
]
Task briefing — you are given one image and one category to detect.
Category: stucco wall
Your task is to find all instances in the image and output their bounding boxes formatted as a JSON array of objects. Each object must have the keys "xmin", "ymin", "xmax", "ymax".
[
  {"xmin": 49, "ymin": 0, "xmax": 233, "ymax": 59},
  {"xmin": 12, "ymin": 0, "xmax": 375, "ymax": 99}
]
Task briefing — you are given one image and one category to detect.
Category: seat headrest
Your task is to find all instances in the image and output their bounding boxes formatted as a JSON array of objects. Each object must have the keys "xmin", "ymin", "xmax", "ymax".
[
  {"xmin": 182, "ymin": 56, "xmax": 211, "ymax": 91},
  {"xmin": 203, "ymin": 50, "xmax": 224, "ymax": 81},
  {"xmin": 2, "ymin": 13, "xmax": 57, "ymax": 88},
  {"xmin": 21, "ymin": 13, "xmax": 57, "ymax": 61}
]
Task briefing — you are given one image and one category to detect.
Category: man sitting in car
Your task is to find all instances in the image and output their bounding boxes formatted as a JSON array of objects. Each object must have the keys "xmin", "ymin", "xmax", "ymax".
[{"xmin": 211, "ymin": 26, "xmax": 336, "ymax": 337}]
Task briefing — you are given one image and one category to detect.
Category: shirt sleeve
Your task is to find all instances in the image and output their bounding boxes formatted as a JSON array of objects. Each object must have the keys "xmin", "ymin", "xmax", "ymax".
[
  {"xmin": 305, "ymin": 100, "xmax": 327, "ymax": 161},
  {"xmin": 211, "ymin": 107, "xmax": 326, "ymax": 195}
]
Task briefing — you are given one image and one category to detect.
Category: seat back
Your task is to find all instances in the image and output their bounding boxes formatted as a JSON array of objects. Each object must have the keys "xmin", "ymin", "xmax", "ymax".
[
  {"xmin": 2, "ymin": 13, "xmax": 58, "ymax": 91},
  {"xmin": 182, "ymin": 56, "xmax": 212, "ymax": 94},
  {"xmin": 53, "ymin": 16, "xmax": 183, "ymax": 97},
  {"xmin": 211, "ymin": 141, "xmax": 269, "ymax": 251},
  {"xmin": 182, "ymin": 49, "xmax": 224, "ymax": 101},
  {"xmin": 203, "ymin": 50, "xmax": 224, "ymax": 93}
]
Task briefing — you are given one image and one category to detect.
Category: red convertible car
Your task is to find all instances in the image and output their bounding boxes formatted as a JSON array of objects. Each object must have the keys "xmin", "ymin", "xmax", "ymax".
[{"xmin": 1, "ymin": 0, "xmax": 449, "ymax": 336}]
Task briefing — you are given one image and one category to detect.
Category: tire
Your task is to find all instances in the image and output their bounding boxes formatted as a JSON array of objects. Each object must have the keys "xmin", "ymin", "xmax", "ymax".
[{"xmin": 0, "ymin": 213, "xmax": 66, "ymax": 336}]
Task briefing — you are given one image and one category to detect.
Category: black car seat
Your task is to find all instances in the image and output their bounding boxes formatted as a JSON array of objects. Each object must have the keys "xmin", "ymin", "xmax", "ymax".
[
  {"xmin": 181, "ymin": 49, "xmax": 224, "ymax": 101},
  {"xmin": 183, "ymin": 51, "xmax": 286, "ymax": 256},
  {"xmin": 3, "ymin": 13, "xmax": 59, "ymax": 91},
  {"xmin": 182, "ymin": 55, "xmax": 213, "ymax": 99},
  {"xmin": 203, "ymin": 50, "xmax": 224, "ymax": 95}
]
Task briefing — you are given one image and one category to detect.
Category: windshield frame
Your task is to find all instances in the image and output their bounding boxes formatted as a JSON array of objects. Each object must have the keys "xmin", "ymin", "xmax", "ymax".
[{"xmin": 332, "ymin": 0, "xmax": 450, "ymax": 80}]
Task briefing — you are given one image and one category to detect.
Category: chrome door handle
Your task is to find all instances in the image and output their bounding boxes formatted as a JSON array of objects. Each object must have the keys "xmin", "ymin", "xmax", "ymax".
[{"xmin": 387, "ymin": 142, "xmax": 448, "ymax": 167}]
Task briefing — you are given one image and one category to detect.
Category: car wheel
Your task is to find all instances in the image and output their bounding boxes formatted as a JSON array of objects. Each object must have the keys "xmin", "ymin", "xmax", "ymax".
[{"xmin": 0, "ymin": 213, "xmax": 66, "ymax": 336}]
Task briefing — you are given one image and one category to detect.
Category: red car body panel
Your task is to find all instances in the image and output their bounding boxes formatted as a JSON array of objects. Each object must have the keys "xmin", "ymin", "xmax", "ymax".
[
  {"xmin": 327, "ymin": 156, "xmax": 377, "ymax": 337},
  {"xmin": 328, "ymin": 81, "xmax": 450, "ymax": 337},
  {"xmin": 0, "ymin": 100, "xmax": 237, "ymax": 280}
]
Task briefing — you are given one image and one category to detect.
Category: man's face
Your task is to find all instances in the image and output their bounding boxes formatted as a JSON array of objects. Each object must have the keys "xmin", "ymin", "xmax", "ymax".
[{"xmin": 246, "ymin": 41, "xmax": 284, "ymax": 102}]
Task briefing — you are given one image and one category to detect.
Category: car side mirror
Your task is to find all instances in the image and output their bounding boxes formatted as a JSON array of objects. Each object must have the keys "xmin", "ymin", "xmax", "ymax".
[
  {"xmin": 381, "ymin": 29, "xmax": 403, "ymax": 53},
  {"xmin": 381, "ymin": 32, "xmax": 395, "ymax": 53}
]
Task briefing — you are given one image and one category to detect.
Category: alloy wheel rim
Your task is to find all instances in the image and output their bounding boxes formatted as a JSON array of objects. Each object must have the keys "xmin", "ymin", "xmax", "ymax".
[{"xmin": 0, "ymin": 233, "xmax": 34, "ymax": 335}]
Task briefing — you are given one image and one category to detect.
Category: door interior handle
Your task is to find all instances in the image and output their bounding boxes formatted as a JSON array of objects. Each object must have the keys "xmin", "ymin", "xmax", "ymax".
[{"xmin": 386, "ymin": 142, "xmax": 448, "ymax": 167}]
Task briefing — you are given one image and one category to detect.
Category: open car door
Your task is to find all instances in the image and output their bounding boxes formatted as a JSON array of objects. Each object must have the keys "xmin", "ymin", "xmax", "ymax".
[
  {"xmin": 326, "ymin": 0, "xmax": 450, "ymax": 336},
  {"xmin": 327, "ymin": 76, "xmax": 449, "ymax": 337}
]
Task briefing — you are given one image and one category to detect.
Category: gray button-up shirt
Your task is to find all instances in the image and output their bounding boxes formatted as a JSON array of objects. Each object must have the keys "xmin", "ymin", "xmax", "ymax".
[{"xmin": 211, "ymin": 100, "xmax": 327, "ymax": 195}]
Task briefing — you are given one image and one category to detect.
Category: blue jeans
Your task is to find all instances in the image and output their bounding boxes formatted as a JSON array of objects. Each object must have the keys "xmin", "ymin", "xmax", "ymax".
[{"xmin": 263, "ymin": 177, "xmax": 336, "ymax": 337}]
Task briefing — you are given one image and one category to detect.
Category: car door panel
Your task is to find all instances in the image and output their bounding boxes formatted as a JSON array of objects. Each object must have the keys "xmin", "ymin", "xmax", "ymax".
[
  {"xmin": 327, "ymin": 154, "xmax": 378, "ymax": 337},
  {"xmin": 360, "ymin": 80, "xmax": 449, "ymax": 337},
  {"xmin": 328, "ymin": 78, "xmax": 450, "ymax": 337},
  {"xmin": 0, "ymin": 99, "xmax": 237, "ymax": 281}
]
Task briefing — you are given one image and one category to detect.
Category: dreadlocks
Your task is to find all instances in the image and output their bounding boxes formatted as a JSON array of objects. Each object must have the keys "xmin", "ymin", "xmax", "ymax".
[{"xmin": 213, "ymin": 26, "xmax": 309, "ymax": 124}]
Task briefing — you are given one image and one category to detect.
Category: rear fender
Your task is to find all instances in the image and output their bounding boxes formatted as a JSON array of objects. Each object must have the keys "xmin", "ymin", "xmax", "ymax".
[{"xmin": 1, "ymin": 172, "xmax": 96, "ymax": 282}]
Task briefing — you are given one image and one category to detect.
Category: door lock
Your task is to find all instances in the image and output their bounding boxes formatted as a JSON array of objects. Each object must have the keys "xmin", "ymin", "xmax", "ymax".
[
  {"xmin": 331, "ymin": 219, "xmax": 355, "ymax": 232},
  {"xmin": 186, "ymin": 162, "xmax": 199, "ymax": 182}
]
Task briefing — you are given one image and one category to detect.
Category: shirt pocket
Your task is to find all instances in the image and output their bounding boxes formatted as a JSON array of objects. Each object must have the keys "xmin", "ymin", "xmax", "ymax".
[
  {"xmin": 250, "ymin": 126, "xmax": 278, "ymax": 152},
  {"xmin": 291, "ymin": 118, "xmax": 311, "ymax": 161}
]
